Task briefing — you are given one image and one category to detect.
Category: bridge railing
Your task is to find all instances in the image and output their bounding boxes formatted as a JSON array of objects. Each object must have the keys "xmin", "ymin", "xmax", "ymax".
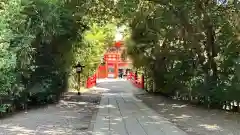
[
  {"xmin": 86, "ymin": 74, "xmax": 97, "ymax": 88},
  {"xmin": 127, "ymin": 72, "xmax": 144, "ymax": 89}
]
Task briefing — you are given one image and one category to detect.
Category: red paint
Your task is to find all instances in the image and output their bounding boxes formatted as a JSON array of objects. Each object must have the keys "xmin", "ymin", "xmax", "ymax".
[
  {"xmin": 97, "ymin": 65, "xmax": 106, "ymax": 78},
  {"xmin": 115, "ymin": 41, "xmax": 122, "ymax": 47},
  {"xmin": 97, "ymin": 41, "xmax": 132, "ymax": 79},
  {"xmin": 127, "ymin": 72, "xmax": 144, "ymax": 89},
  {"xmin": 86, "ymin": 74, "xmax": 96, "ymax": 88},
  {"xmin": 86, "ymin": 41, "xmax": 133, "ymax": 88}
]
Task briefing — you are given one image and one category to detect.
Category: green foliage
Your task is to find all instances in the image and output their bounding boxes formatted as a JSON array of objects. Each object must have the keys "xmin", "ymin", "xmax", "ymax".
[
  {"xmin": 1, "ymin": 0, "xmax": 239, "ymax": 116},
  {"xmin": 0, "ymin": 0, "xmax": 89, "ymax": 115},
  {"xmin": 0, "ymin": 0, "xmax": 119, "ymax": 115},
  {"xmin": 69, "ymin": 23, "xmax": 116, "ymax": 90},
  {"xmin": 126, "ymin": 0, "xmax": 240, "ymax": 109}
]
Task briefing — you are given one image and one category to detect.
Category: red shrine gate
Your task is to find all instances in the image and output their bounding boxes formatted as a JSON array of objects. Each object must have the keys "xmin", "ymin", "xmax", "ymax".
[
  {"xmin": 96, "ymin": 41, "xmax": 132, "ymax": 79},
  {"xmin": 86, "ymin": 26, "xmax": 143, "ymax": 88},
  {"xmin": 86, "ymin": 41, "xmax": 145, "ymax": 89}
]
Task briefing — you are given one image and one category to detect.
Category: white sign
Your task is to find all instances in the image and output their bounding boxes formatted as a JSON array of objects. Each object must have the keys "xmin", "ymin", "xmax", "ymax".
[{"xmin": 76, "ymin": 67, "xmax": 82, "ymax": 72}]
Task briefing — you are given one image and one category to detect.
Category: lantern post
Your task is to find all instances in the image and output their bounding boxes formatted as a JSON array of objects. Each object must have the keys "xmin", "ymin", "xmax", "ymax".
[{"xmin": 75, "ymin": 63, "xmax": 85, "ymax": 95}]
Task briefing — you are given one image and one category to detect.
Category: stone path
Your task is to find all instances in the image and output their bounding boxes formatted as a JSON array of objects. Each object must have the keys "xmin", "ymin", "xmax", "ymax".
[
  {"xmin": 92, "ymin": 79, "xmax": 188, "ymax": 135},
  {"xmin": 0, "ymin": 92, "xmax": 101, "ymax": 135},
  {"xmin": 1, "ymin": 79, "xmax": 240, "ymax": 135}
]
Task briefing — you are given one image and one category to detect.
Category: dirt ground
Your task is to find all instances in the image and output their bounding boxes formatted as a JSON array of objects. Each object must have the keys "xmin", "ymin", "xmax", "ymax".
[
  {"xmin": 0, "ymin": 91, "xmax": 101, "ymax": 135},
  {"xmin": 136, "ymin": 93, "xmax": 240, "ymax": 135}
]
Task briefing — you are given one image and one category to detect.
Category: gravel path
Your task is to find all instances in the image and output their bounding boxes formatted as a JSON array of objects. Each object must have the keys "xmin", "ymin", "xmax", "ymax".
[
  {"xmin": 0, "ymin": 92, "xmax": 101, "ymax": 135},
  {"xmin": 136, "ymin": 93, "xmax": 240, "ymax": 135}
]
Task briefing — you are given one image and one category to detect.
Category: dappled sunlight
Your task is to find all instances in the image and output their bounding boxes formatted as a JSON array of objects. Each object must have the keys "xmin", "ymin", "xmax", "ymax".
[
  {"xmin": 136, "ymin": 93, "xmax": 240, "ymax": 134},
  {"xmin": 0, "ymin": 91, "xmax": 101, "ymax": 135},
  {"xmin": 57, "ymin": 100, "xmax": 86, "ymax": 109},
  {"xmin": 59, "ymin": 100, "xmax": 88, "ymax": 105},
  {"xmin": 56, "ymin": 93, "xmax": 100, "ymax": 112},
  {"xmin": 148, "ymin": 115, "xmax": 161, "ymax": 120},
  {"xmin": 160, "ymin": 108, "xmax": 169, "ymax": 113},
  {"xmin": 96, "ymin": 104, "xmax": 116, "ymax": 109},
  {"xmin": 102, "ymin": 93, "xmax": 119, "ymax": 96},
  {"xmin": 145, "ymin": 121, "xmax": 162, "ymax": 125},
  {"xmin": 111, "ymin": 85, "xmax": 119, "ymax": 88},
  {"xmin": 62, "ymin": 116, "xmax": 78, "ymax": 119},
  {"xmin": 0, "ymin": 124, "xmax": 8, "ymax": 128},
  {"xmin": 145, "ymin": 120, "xmax": 171, "ymax": 125},
  {"xmin": 68, "ymin": 87, "xmax": 90, "ymax": 93},
  {"xmin": 1, "ymin": 0, "xmax": 239, "ymax": 134},
  {"xmin": 169, "ymin": 114, "xmax": 193, "ymax": 122},
  {"xmin": 132, "ymin": 98, "xmax": 142, "ymax": 102},
  {"xmin": 92, "ymin": 80, "xmax": 193, "ymax": 135},
  {"xmin": 199, "ymin": 124, "xmax": 222, "ymax": 131},
  {"xmin": 77, "ymin": 102, "xmax": 89, "ymax": 105},
  {"xmin": 171, "ymin": 104, "xmax": 188, "ymax": 108},
  {"xmin": 94, "ymin": 79, "xmax": 145, "ymax": 97},
  {"xmin": 93, "ymin": 87, "xmax": 111, "ymax": 92},
  {"xmin": 92, "ymin": 65, "xmax": 240, "ymax": 135},
  {"xmin": 113, "ymin": 117, "xmax": 123, "ymax": 121},
  {"xmin": 175, "ymin": 114, "xmax": 192, "ymax": 119},
  {"xmin": 158, "ymin": 103, "xmax": 165, "ymax": 106},
  {"xmin": 97, "ymin": 79, "xmax": 127, "ymax": 83},
  {"xmin": 0, "ymin": 124, "xmax": 35, "ymax": 134},
  {"xmin": 185, "ymin": 127, "xmax": 194, "ymax": 132},
  {"xmin": 40, "ymin": 125, "xmax": 70, "ymax": 134}
]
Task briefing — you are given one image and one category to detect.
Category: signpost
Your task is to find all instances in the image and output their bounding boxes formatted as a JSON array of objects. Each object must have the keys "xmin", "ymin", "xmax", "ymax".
[{"xmin": 75, "ymin": 63, "xmax": 85, "ymax": 95}]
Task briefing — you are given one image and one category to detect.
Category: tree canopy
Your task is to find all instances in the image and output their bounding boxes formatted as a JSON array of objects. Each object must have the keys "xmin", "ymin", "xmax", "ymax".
[
  {"xmin": 126, "ymin": 0, "xmax": 240, "ymax": 109},
  {"xmin": 0, "ymin": 0, "xmax": 239, "ymax": 114},
  {"xmin": 0, "ymin": 0, "xmax": 116, "ymax": 113}
]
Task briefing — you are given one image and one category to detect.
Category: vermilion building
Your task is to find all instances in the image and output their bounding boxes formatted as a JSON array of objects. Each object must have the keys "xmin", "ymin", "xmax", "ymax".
[{"xmin": 97, "ymin": 41, "xmax": 132, "ymax": 78}]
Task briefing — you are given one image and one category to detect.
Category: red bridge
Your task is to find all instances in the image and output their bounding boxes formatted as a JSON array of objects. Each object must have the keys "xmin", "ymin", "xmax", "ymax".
[{"xmin": 86, "ymin": 41, "xmax": 144, "ymax": 89}]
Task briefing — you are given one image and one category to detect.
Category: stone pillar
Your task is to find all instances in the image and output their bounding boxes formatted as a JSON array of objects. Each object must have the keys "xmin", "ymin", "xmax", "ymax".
[
  {"xmin": 105, "ymin": 61, "xmax": 108, "ymax": 78},
  {"xmin": 115, "ymin": 55, "xmax": 119, "ymax": 78}
]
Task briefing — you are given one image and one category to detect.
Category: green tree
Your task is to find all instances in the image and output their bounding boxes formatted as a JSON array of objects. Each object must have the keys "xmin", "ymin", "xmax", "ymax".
[{"xmin": 126, "ymin": 0, "xmax": 240, "ymax": 109}]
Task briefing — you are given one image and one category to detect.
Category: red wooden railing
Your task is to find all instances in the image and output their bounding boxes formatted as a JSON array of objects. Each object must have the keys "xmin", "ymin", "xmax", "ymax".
[
  {"xmin": 127, "ymin": 72, "xmax": 144, "ymax": 89},
  {"xmin": 86, "ymin": 72, "xmax": 144, "ymax": 89},
  {"xmin": 86, "ymin": 74, "xmax": 97, "ymax": 88}
]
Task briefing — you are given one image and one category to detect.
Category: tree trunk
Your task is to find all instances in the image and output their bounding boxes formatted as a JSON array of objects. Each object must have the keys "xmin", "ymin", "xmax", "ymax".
[{"xmin": 203, "ymin": 13, "xmax": 218, "ymax": 103}]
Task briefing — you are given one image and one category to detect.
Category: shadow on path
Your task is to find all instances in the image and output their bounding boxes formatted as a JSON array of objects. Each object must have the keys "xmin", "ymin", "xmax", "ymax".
[
  {"xmin": 0, "ymin": 91, "xmax": 101, "ymax": 135},
  {"xmin": 136, "ymin": 94, "xmax": 240, "ymax": 135}
]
